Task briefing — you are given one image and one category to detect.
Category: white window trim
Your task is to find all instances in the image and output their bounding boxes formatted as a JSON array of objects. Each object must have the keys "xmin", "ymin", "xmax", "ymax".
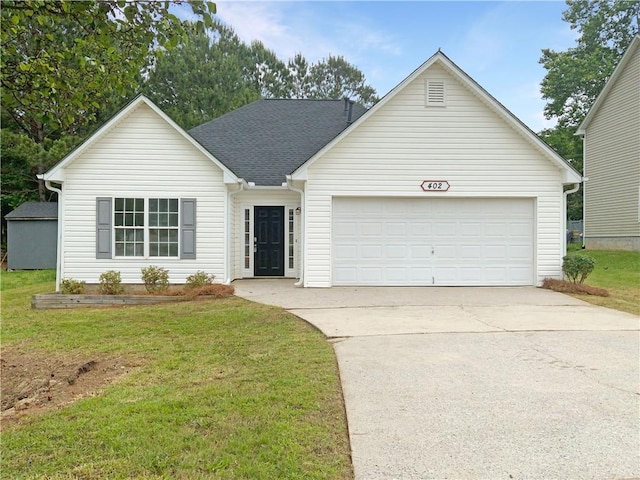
[{"xmin": 113, "ymin": 197, "xmax": 180, "ymax": 259}]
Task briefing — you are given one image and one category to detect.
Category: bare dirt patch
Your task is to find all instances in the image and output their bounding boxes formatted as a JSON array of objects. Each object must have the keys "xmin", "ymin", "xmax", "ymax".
[{"xmin": 1, "ymin": 346, "xmax": 142, "ymax": 429}]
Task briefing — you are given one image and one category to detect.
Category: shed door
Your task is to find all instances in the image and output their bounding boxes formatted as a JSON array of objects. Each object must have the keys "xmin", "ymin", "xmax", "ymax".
[{"xmin": 332, "ymin": 197, "xmax": 534, "ymax": 286}]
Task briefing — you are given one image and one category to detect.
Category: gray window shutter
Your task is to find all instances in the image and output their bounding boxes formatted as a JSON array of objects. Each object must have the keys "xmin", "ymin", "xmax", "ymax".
[
  {"xmin": 96, "ymin": 197, "xmax": 112, "ymax": 259},
  {"xmin": 180, "ymin": 198, "xmax": 196, "ymax": 259}
]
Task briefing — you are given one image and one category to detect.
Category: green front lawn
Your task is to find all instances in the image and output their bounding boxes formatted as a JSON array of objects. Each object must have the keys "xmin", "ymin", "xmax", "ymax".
[
  {"xmin": 1, "ymin": 271, "xmax": 352, "ymax": 479},
  {"xmin": 569, "ymin": 249, "xmax": 640, "ymax": 315}
]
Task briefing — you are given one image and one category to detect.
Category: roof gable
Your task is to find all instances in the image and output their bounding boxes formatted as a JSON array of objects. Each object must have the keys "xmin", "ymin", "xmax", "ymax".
[
  {"xmin": 188, "ymin": 99, "xmax": 366, "ymax": 186},
  {"xmin": 576, "ymin": 35, "xmax": 640, "ymax": 135},
  {"xmin": 42, "ymin": 95, "xmax": 238, "ymax": 183},
  {"xmin": 4, "ymin": 202, "xmax": 58, "ymax": 220},
  {"xmin": 292, "ymin": 51, "xmax": 581, "ymax": 184}
]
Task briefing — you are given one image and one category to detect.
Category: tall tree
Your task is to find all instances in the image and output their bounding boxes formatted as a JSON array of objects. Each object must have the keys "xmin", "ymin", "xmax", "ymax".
[
  {"xmin": 539, "ymin": 0, "xmax": 638, "ymax": 222},
  {"xmin": 144, "ymin": 22, "xmax": 261, "ymax": 129},
  {"xmin": 304, "ymin": 55, "xmax": 379, "ymax": 107},
  {"xmin": 144, "ymin": 22, "xmax": 379, "ymax": 128},
  {"xmin": 540, "ymin": 0, "xmax": 639, "ymax": 128},
  {"xmin": 1, "ymin": 0, "xmax": 215, "ymax": 198}
]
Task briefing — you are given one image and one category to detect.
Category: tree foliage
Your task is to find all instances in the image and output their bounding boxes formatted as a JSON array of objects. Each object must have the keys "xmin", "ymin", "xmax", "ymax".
[
  {"xmin": 144, "ymin": 22, "xmax": 261, "ymax": 129},
  {"xmin": 144, "ymin": 21, "xmax": 379, "ymax": 129},
  {"xmin": 540, "ymin": 0, "xmax": 639, "ymax": 127},
  {"xmin": 1, "ymin": 0, "xmax": 216, "ymax": 142}
]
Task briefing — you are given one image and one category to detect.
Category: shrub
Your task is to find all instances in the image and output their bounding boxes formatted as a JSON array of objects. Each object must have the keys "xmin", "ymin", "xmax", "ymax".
[
  {"xmin": 562, "ymin": 253, "xmax": 596, "ymax": 284},
  {"xmin": 98, "ymin": 270, "xmax": 124, "ymax": 295},
  {"xmin": 60, "ymin": 278, "xmax": 86, "ymax": 294},
  {"xmin": 185, "ymin": 271, "xmax": 215, "ymax": 289},
  {"xmin": 141, "ymin": 265, "xmax": 170, "ymax": 293}
]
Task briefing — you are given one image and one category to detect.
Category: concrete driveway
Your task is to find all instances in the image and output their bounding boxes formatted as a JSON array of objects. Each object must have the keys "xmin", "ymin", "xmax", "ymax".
[{"xmin": 234, "ymin": 280, "xmax": 640, "ymax": 480}]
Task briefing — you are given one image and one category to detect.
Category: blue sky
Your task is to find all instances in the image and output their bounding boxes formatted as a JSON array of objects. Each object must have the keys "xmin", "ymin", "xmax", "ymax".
[{"xmin": 211, "ymin": 1, "xmax": 577, "ymax": 132}]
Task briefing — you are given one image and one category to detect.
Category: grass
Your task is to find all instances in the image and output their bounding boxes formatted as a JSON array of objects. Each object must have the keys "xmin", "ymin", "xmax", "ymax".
[
  {"xmin": 1, "ymin": 271, "xmax": 353, "ymax": 479},
  {"xmin": 565, "ymin": 249, "xmax": 640, "ymax": 315}
]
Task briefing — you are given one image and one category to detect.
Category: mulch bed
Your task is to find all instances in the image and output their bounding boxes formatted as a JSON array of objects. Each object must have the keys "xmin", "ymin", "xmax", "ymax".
[{"xmin": 542, "ymin": 278, "xmax": 609, "ymax": 297}]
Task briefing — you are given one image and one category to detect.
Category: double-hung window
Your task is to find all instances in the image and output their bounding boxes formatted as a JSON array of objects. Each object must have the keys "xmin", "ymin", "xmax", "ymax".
[
  {"xmin": 114, "ymin": 198, "xmax": 145, "ymax": 257},
  {"xmin": 114, "ymin": 198, "xmax": 179, "ymax": 257},
  {"xmin": 97, "ymin": 197, "xmax": 195, "ymax": 259},
  {"xmin": 148, "ymin": 198, "xmax": 179, "ymax": 257}
]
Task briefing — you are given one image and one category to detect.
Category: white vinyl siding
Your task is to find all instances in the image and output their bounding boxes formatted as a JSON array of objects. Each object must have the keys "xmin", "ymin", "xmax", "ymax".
[
  {"xmin": 303, "ymin": 63, "xmax": 564, "ymax": 287},
  {"xmin": 584, "ymin": 44, "xmax": 640, "ymax": 240},
  {"xmin": 60, "ymin": 102, "xmax": 227, "ymax": 283},
  {"xmin": 231, "ymin": 189, "xmax": 301, "ymax": 280}
]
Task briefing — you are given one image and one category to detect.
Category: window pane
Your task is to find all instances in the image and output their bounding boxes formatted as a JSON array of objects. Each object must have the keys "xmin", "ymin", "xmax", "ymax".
[
  {"xmin": 159, "ymin": 229, "xmax": 168, "ymax": 242},
  {"xmin": 159, "ymin": 214, "xmax": 168, "ymax": 227},
  {"xmin": 159, "ymin": 198, "xmax": 167, "ymax": 211},
  {"xmin": 169, "ymin": 199, "xmax": 178, "ymax": 212},
  {"xmin": 115, "ymin": 244, "xmax": 124, "ymax": 256},
  {"xmin": 150, "ymin": 243, "xmax": 158, "ymax": 256},
  {"xmin": 149, "ymin": 229, "xmax": 158, "ymax": 242},
  {"xmin": 149, "ymin": 198, "xmax": 158, "ymax": 212},
  {"xmin": 169, "ymin": 229, "xmax": 178, "ymax": 242},
  {"xmin": 169, "ymin": 244, "xmax": 178, "ymax": 257},
  {"xmin": 125, "ymin": 198, "xmax": 134, "ymax": 210},
  {"xmin": 125, "ymin": 243, "xmax": 134, "ymax": 256},
  {"xmin": 135, "ymin": 198, "xmax": 144, "ymax": 211},
  {"xmin": 135, "ymin": 243, "xmax": 144, "ymax": 256},
  {"xmin": 169, "ymin": 213, "xmax": 178, "ymax": 227},
  {"xmin": 135, "ymin": 213, "xmax": 144, "ymax": 226},
  {"xmin": 124, "ymin": 213, "xmax": 133, "ymax": 226},
  {"xmin": 135, "ymin": 229, "xmax": 144, "ymax": 242},
  {"xmin": 125, "ymin": 229, "xmax": 134, "ymax": 241}
]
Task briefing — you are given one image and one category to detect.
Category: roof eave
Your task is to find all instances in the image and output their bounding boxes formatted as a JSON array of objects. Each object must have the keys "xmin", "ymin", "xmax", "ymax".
[
  {"xmin": 293, "ymin": 50, "xmax": 580, "ymax": 181},
  {"xmin": 576, "ymin": 35, "xmax": 640, "ymax": 136},
  {"xmin": 43, "ymin": 95, "xmax": 240, "ymax": 184}
]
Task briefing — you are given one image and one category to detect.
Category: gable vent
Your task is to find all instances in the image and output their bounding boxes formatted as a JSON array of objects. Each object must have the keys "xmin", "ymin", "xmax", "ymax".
[{"xmin": 426, "ymin": 80, "xmax": 446, "ymax": 106}]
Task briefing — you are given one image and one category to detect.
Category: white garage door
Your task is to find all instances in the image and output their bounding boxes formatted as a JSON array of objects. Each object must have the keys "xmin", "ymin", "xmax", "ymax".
[{"xmin": 332, "ymin": 197, "xmax": 534, "ymax": 286}]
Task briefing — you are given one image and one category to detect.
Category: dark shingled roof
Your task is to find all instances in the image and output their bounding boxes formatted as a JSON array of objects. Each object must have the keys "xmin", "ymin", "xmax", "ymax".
[
  {"xmin": 189, "ymin": 99, "xmax": 367, "ymax": 186},
  {"xmin": 5, "ymin": 202, "xmax": 58, "ymax": 220}
]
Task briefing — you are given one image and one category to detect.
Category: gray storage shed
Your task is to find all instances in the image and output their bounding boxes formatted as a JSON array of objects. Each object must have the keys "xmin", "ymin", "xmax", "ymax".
[{"xmin": 5, "ymin": 202, "xmax": 58, "ymax": 270}]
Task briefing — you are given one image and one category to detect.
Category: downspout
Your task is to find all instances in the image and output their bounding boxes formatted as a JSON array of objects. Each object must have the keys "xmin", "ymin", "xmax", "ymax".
[
  {"xmin": 224, "ymin": 179, "xmax": 246, "ymax": 285},
  {"xmin": 43, "ymin": 179, "xmax": 63, "ymax": 292},
  {"xmin": 563, "ymin": 182, "xmax": 581, "ymax": 256},
  {"xmin": 286, "ymin": 175, "xmax": 305, "ymax": 287}
]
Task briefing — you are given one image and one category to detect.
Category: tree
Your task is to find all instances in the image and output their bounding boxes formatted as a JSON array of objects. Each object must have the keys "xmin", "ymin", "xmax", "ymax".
[
  {"xmin": 144, "ymin": 22, "xmax": 379, "ymax": 128},
  {"xmin": 539, "ymin": 0, "xmax": 639, "ymax": 221},
  {"xmin": 144, "ymin": 22, "xmax": 261, "ymax": 129},
  {"xmin": 1, "ymin": 0, "xmax": 215, "ymax": 198},
  {"xmin": 540, "ymin": 0, "xmax": 639, "ymax": 128},
  {"xmin": 303, "ymin": 55, "xmax": 379, "ymax": 107}
]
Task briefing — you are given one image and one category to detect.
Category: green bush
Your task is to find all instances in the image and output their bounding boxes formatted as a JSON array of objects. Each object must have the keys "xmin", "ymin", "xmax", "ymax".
[
  {"xmin": 98, "ymin": 270, "xmax": 124, "ymax": 295},
  {"xmin": 60, "ymin": 278, "xmax": 86, "ymax": 294},
  {"xmin": 141, "ymin": 265, "xmax": 170, "ymax": 293},
  {"xmin": 562, "ymin": 253, "xmax": 596, "ymax": 284},
  {"xmin": 185, "ymin": 271, "xmax": 215, "ymax": 289}
]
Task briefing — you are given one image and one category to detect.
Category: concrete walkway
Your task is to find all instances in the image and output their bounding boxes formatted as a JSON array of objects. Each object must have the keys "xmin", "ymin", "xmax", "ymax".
[{"xmin": 234, "ymin": 280, "xmax": 640, "ymax": 479}]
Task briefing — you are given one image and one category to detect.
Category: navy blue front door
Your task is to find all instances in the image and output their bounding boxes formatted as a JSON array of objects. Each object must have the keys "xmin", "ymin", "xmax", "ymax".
[{"xmin": 254, "ymin": 206, "xmax": 284, "ymax": 276}]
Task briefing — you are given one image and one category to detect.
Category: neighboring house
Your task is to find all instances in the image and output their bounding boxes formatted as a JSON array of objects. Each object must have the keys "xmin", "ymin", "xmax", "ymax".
[
  {"xmin": 40, "ymin": 50, "xmax": 581, "ymax": 290},
  {"xmin": 4, "ymin": 202, "xmax": 58, "ymax": 270},
  {"xmin": 576, "ymin": 35, "xmax": 640, "ymax": 251}
]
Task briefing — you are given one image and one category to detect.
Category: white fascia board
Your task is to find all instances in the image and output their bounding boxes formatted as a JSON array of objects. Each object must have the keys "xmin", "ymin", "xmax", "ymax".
[
  {"xmin": 292, "ymin": 51, "xmax": 581, "ymax": 182},
  {"xmin": 43, "ymin": 95, "xmax": 239, "ymax": 184},
  {"xmin": 576, "ymin": 35, "xmax": 640, "ymax": 135}
]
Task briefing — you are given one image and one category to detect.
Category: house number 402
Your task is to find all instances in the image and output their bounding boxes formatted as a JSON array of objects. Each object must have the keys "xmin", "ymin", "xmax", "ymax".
[{"xmin": 421, "ymin": 180, "xmax": 450, "ymax": 192}]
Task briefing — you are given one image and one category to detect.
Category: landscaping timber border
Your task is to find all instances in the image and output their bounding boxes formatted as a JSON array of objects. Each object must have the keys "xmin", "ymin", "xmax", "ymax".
[{"xmin": 32, "ymin": 293, "xmax": 194, "ymax": 309}]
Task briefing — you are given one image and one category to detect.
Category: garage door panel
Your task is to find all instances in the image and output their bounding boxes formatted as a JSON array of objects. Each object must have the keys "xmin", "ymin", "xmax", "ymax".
[{"xmin": 332, "ymin": 197, "xmax": 534, "ymax": 286}]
